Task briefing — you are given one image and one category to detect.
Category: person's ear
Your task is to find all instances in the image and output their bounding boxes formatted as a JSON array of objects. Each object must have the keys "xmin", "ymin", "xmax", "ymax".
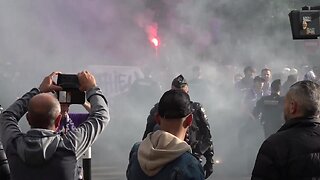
[
  {"xmin": 183, "ymin": 86, "xmax": 189, "ymax": 94},
  {"xmin": 54, "ymin": 114, "xmax": 62, "ymax": 130},
  {"xmin": 183, "ymin": 114, "xmax": 193, "ymax": 128},
  {"xmin": 26, "ymin": 112, "xmax": 32, "ymax": 126},
  {"xmin": 290, "ymin": 100, "xmax": 298, "ymax": 114},
  {"xmin": 155, "ymin": 113, "xmax": 161, "ymax": 125}
]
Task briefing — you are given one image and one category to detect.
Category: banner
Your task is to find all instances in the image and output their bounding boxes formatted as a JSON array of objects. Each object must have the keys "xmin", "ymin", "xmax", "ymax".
[{"xmin": 88, "ymin": 65, "xmax": 143, "ymax": 98}]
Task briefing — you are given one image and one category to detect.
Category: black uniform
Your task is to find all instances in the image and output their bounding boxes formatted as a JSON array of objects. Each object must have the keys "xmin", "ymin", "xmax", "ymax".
[
  {"xmin": 142, "ymin": 101, "xmax": 214, "ymax": 178},
  {"xmin": 253, "ymin": 93, "xmax": 284, "ymax": 139}
]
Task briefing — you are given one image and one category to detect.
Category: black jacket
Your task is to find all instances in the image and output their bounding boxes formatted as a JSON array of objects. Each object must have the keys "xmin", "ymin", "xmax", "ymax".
[{"xmin": 251, "ymin": 117, "xmax": 320, "ymax": 180}]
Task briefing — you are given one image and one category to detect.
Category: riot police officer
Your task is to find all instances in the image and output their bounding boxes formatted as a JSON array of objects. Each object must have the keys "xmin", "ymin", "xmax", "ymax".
[
  {"xmin": 142, "ymin": 75, "xmax": 214, "ymax": 179},
  {"xmin": 253, "ymin": 79, "xmax": 285, "ymax": 139}
]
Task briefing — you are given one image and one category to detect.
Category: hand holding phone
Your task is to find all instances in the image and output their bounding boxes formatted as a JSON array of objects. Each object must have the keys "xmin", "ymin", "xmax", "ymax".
[
  {"xmin": 77, "ymin": 71, "xmax": 96, "ymax": 92},
  {"xmin": 39, "ymin": 72, "xmax": 63, "ymax": 93}
]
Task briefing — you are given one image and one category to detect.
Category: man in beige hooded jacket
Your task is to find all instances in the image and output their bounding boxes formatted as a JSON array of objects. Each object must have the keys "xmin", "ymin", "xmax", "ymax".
[{"xmin": 126, "ymin": 89, "xmax": 204, "ymax": 180}]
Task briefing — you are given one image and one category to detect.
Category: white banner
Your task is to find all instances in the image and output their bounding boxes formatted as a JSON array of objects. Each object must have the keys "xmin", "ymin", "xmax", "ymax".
[{"xmin": 88, "ymin": 65, "xmax": 143, "ymax": 98}]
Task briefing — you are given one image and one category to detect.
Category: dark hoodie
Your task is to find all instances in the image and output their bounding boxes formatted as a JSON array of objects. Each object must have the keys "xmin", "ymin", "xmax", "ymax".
[{"xmin": 0, "ymin": 87, "xmax": 110, "ymax": 180}]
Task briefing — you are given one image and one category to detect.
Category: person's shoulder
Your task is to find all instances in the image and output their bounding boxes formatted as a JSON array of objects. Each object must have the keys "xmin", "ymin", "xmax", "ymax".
[
  {"xmin": 149, "ymin": 103, "xmax": 158, "ymax": 109},
  {"xmin": 130, "ymin": 142, "xmax": 141, "ymax": 152},
  {"xmin": 263, "ymin": 129, "xmax": 291, "ymax": 147},
  {"xmin": 149, "ymin": 103, "xmax": 159, "ymax": 114},
  {"xmin": 173, "ymin": 151, "xmax": 202, "ymax": 167},
  {"xmin": 169, "ymin": 152, "xmax": 204, "ymax": 178},
  {"xmin": 191, "ymin": 102, "xmax": 208, "ymax": 117},
  {"xmin": 258, "ymin": 130, "xmax": 296, "ymax": 158},
  {"xmin": 128, "ymin": 142, "xmax": 141, "ymax": 160},
  {"xmin": 191, "ymin": 101, "xmax": 203, "ymax": 109}
]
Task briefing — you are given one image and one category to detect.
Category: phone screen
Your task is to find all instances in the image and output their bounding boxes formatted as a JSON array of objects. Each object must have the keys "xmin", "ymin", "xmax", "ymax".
[
  {"xmin": 58, "ymin": 91, "xmax": 67, "ymax": 103},
  {"xmin": 57, "ymin": 90, "xmax": 85, "ymax": 104}
]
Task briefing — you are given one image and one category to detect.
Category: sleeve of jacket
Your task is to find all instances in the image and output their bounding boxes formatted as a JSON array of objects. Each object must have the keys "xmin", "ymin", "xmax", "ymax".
[
  {"xmin": 0, "ymin": 88, "xmax": 40, "ymax": 150},
  {"xmin": 142, "ymin": 104, "xmax": 157, "ymax": 140},
  {"xmin": 251, "ymin": 140, "xmax": 281, "ymax": 180},
  {"xmin": 65, "ymin": 87, "xmax": 110, "ymax": 159}
]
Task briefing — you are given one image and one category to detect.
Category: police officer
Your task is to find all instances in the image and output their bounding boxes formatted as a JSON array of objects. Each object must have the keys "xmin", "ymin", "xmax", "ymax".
[
  {"xmin": 253, "ymin": 79, "xmax": 285, "ymax": 139},
  {"xmin": 142, "ymin": 74, "xmax": 214, "ymax": 179}
]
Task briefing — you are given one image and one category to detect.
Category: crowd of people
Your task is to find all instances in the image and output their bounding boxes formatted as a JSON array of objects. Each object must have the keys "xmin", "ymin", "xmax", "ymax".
[
  {"xmin": 0, "ymin": 62, "xmax": 320, "ymax": 180},
  {"xmin": 235, "ymin": 65, "xmax": 320, "ymax": 140}
]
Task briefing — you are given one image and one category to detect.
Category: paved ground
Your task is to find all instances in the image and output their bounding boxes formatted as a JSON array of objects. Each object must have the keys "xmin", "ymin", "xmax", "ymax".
[{"xmin": 91, "ymin": 166, "xmax": 251, "ymax": 180}]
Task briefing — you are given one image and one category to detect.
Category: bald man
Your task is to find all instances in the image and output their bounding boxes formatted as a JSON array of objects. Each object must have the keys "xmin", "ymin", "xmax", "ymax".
[{"xmin": 0, "ymin": 71, "xmax": 110, "ymax": 180}]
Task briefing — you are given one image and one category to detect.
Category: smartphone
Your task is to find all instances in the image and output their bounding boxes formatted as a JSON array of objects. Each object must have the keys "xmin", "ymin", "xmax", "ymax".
[{"xmin": 57, "ymin": 74, "xmax": 85, "ymax": 104}]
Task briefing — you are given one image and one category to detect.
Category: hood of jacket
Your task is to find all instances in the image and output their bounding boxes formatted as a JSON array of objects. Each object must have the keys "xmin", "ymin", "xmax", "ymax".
[
  {"xmin": 138, "ymin": 130, "xmax": 191, "ymax": 176},
  {"xmin": 15, "ymin": 129, "xmax": 61, "ymax": 166}
]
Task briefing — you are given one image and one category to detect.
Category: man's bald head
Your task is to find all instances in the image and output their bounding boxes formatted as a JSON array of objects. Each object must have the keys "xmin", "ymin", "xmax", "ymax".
[{"xmin": 27, "ymin": 93, "xmax": 61, "ymax": 129}]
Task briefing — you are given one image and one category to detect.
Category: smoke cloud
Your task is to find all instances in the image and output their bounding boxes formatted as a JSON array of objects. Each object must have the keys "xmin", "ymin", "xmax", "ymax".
[{"xmin": 0, "ymin": 1, "xmax": 319, "ymax": 179}]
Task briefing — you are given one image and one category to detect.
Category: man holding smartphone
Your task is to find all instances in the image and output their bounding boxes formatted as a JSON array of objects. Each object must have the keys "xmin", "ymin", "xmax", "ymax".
[{"xmin": 0, "ymin": 71, "xmax": 110, "ymax": 180}]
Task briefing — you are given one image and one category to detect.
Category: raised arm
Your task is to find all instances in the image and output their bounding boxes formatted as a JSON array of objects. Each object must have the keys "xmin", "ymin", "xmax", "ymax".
[
  {"xmin": 0, "ymin": 72, "xmax": 62, "ymax": 149},
  {"xmin": 65, "ymin": 71, "xmax": 110, "ymax": 159}
]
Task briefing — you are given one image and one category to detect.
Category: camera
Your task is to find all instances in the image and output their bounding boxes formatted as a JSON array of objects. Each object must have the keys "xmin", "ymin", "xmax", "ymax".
[
  {"xmin": 57, "ymin": 74, "xmax": 85, "ymax": 104},
  {"xmin": 289, "ymin": 6, "xmax": 320, "ymax": 40}
]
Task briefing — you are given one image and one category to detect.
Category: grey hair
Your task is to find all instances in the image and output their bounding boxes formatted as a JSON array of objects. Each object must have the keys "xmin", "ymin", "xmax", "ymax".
[{"xmin": 288, "ymin": 80, "xmax": 320, "ymax": 117}]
